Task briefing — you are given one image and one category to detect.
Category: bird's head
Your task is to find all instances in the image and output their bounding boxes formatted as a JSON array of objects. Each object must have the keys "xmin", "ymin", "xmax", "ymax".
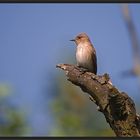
[{"xmin": 70, "ymin": 33, "xmax": 90, "ymax": 45}]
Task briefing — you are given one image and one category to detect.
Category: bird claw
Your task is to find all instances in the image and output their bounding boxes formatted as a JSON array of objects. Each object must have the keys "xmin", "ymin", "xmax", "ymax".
[{"xmin": 77, "ymin": 66, "xmax": 89, "ymax": 73}]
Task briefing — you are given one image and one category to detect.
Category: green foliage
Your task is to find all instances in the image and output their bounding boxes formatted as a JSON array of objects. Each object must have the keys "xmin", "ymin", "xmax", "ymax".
[
  {"xmin": 48, "ymin": 76, "xmax": 115, "ymax": 136},
  {"xmin": 0, "ymin": 84, "xmax": 30, "ymax": 136}
]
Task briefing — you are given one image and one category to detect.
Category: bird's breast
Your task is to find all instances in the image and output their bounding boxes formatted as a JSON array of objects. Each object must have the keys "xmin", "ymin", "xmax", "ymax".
[
  {"xmin": 76, "ymin": 45, "xmax": 85, "ymax": 62},
  {"xmin": 76, "ymin": 43, "xmax": 93, "ymax": 70}
]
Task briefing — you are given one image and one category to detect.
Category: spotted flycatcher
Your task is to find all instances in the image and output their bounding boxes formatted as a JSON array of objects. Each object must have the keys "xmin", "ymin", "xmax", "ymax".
[{"xmin": 70, "ymin": 33, "xmax": 97, "ymax": 74}]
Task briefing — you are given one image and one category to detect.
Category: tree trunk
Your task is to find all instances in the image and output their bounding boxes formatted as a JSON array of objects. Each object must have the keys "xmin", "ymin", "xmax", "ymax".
[{"xmin": 56, "ymin": 64, "xmax": 140, "ymax": 137}]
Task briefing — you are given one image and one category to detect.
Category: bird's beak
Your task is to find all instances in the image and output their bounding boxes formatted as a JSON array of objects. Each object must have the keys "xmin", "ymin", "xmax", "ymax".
[{"xmin": 70, "ymin": 39, "xmax": 75, "ymax": 41}]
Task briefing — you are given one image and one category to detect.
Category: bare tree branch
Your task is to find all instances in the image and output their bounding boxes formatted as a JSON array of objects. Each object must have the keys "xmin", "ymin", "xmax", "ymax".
[
  {"xmin": 121, "ymin": 4, "xmax": 140, "ymax": 76},
  {"xmin": 56, "ymin": 64, "xmax": 140, "ymax": 137}
]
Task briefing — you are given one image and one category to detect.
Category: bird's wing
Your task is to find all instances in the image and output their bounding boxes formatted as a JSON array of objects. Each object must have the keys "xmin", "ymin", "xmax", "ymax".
[{"xmin": 92, "ymin": 48, "xmax": 97, "ymax": 74}]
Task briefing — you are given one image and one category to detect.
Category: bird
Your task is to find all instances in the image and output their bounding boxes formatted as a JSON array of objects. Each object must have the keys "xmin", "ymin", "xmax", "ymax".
[{"xmin": 70, "ymin": 33, "xmax": 97, "ymax": 74}]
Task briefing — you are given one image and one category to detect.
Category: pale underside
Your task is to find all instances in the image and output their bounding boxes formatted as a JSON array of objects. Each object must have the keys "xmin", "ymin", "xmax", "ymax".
[{"xmin": 76, "ymin": 42, "xmax": 97, "ymax": 74}]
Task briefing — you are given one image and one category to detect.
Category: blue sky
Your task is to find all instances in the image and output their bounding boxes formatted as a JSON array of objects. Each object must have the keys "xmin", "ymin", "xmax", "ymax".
[{"xmin": 0, "ymin": 4, "xmax": 140, "ymax": 135}]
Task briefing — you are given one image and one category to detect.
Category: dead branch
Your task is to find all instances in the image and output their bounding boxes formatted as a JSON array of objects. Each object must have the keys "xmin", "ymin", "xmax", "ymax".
[
  {"xmin": 56, "ymin": 64, "xmax": 140, "ymax": 137},
  {"xmin": 121, "ymin": 4, "xmax": 140, "ymax": 77}
]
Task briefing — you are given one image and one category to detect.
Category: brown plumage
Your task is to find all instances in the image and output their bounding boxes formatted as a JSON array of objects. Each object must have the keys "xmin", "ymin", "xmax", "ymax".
[{"xmin": 70, "ymin": 33, "xmax": 97, "ymax": 74}]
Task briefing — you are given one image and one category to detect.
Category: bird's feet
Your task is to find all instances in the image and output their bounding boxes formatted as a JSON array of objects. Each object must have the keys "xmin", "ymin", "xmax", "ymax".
[{"xmin": 76, "ymin": 65, "xmax": 89, "ymax": 73}]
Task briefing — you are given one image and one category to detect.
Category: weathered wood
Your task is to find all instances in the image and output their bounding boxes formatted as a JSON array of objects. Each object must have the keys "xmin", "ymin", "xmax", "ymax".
[{"xmin": 56, "ymin": 63, "xmax": 140, "ymax": 137}]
